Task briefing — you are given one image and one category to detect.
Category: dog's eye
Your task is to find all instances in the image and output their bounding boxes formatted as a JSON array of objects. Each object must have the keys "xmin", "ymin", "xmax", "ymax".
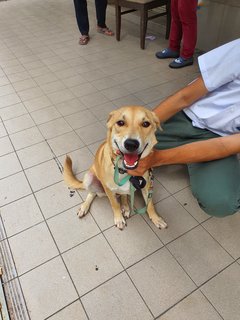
[
  {"xmin": 116, "ymin": 120, "xmax": 125, "ymax": 126},
  {"xmin": 142, "ymin": 121, "xmax": 150, "ymax": 128}
]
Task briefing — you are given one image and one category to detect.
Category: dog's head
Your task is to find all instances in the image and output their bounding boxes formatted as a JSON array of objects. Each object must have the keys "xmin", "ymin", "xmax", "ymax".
[{"xmin": 107, "ymin": 106, "xmax": 160, "ymax": 170}]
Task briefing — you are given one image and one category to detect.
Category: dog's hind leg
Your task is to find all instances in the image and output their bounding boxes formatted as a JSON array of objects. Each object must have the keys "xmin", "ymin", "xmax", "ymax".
[
  {"xmin": 141, "ymin": 187, "xmax": 167, "ymax": 229},
  {"xmin": 78, "ymin": 192, "xmax": 96, "ymax": 218},
  {"xmin": 120, "ymin": 195, "xmax": 130, "ymax": 219}
]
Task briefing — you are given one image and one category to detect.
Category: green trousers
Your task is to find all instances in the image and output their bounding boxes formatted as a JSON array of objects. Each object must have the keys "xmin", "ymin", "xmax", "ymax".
[{"xmin": 155, "ymin": 111, "xmax": 240, "ymax": 217}]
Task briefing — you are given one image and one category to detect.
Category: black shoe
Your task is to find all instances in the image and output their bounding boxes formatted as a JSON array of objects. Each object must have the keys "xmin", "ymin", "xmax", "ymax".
[
  {"xmin": 169, "ymin": 56, "xmax": 194, "ymax": 68},
  {"xmin": 155, "ymin": 48, "xmax": 179, "ymax": 59}
]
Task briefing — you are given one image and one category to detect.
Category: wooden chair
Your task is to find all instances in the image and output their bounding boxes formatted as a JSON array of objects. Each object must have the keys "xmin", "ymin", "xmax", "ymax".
[{"xmin": 115, "ymin": 0, "xmax": 171, "ymax": 49}]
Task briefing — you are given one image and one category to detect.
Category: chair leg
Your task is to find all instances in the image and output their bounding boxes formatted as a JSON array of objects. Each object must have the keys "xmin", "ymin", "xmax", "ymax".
[
  {"xmin": 165, "ymin": 1, "xmax": 171, "ymax": 40},
  {"xmin": 140, "ymin": 6, "xmax": 148, "ymax": 49},
  {"xmin": 115, "ymin": 4, "xmax": 121, "ymax": 41}
]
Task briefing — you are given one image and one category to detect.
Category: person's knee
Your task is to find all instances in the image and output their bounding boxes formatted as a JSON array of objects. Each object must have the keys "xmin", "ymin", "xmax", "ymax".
[{"xmin": 196, "ymin": 191, "xmax": 239, "ymax": 218}]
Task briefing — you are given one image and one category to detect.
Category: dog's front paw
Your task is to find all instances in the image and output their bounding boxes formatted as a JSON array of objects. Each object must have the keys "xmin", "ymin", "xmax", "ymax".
[
  {"xmin": 114, "ymin": 216, "xmax": 126, "ymax": 230},
  {"xmin": 121, "ymin": 205, "xmax": 131, "ymax": 219},
  {"xmin": 151, "ymin": 215, "xmax": 167, "ymax": 229},
  {"xmin": 77, "ymin": 203, "xmax": 89, "ymax": 218}
]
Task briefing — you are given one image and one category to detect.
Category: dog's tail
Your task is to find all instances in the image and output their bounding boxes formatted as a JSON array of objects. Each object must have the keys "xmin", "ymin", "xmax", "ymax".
[{"xmin": 63, "ymin": 155, "xmax": 84, "ymax": 189}]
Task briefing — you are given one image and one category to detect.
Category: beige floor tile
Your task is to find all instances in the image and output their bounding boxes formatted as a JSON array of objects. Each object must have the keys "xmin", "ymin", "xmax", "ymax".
[
  {"xmin": 88, "ymin": 140, "xmax": 104, "ymax": 156},
  {"xmin": 0, "ymin": 76, "xmax": 10, "ymax": 86},
  {"xmin": 30, "ymin": 106, "xmax": 62, "ymax": 125},
  {"xmin": 17, "ymin": 86, "xmax": 44, "ymax": 102},
  {"xmin": 33, "ymin": 72, "xmax": 59, "ymax": 86},
  {"xmin": 25, "ymin": 159, "xmax": 62, "ymax": 192},
  {"xmin": 47, "ymin": 131, "xmax": 84, "ymax": 156},
  {"xmin": 85, "ymin": 101, "xmax": 116, "ymax": 121},
  {"xmin": 3, "ymin": 65, "xmax": 25, "ymax": 76},
  {"xmin": 1, "ymin": 194, "xmax": 43, "ymax": 237},
  {"xmin": 85, "ymin": 196, "xmax": 114, "ymax": 230},
  {"xmin": 47, "ymin": 301, "xmax": 88, "ymax": 320},
  {"xmin": 91, "ymin": 77, "xmax": 118, "ymax": 90},
  {"xmin": 174, "ymin": 187, "xmax": 209, "ymax": 223},
  {"xmin": 81, "ymin": 272, "xmax": 153, "ymax": 320},
  {"xmin": 0, "ymin": 152, "xmax": 22, "ymax": 179},
  {"xmin": 17, "ymin": 141, "xmax": 53, "ymax": 169},
  {"xmin": 0, "ymin": 102, "xmax": 28, "ymax": 121},
  {"xmin": 58, "ymin": 147, "xmax": 94, "ymax": 174},
  {"xmin": 157, "ymin": 290, "xmax": 222, "ymax": 320},
  {"xmin": 128, "ymin": 248, "xmax": 196, "ymax": 317},
  {"xmin": 40, "ymin": 80, "xmax": 66, "ymax": 95},
  {"xmin": 39, "ymin": 117, "xmax": 72, "ymax": 139},
  {"xmin": 0, "ymin": 172, "xmax": 31, "ymax": 207},
  {"xmin": 63, "ymin": 234, "xmax": 123, "ymax": 296},
  {"xmin": 12, "ymin": 78, "xmax": 38, "ymax": 92},
  {"xmin": 0, "ymin": 92, "xmax": 21, "ymax": 109},
  {"xmin": 10, "ymin": 126, "xmax": 44, "ymax": 150},
  {"xmin": 79, "ymin": 91, "xmax": 109, "ymax": 108},
  {"xmin": 69, "ymin": 82, "xmax": 98, "ymax": 98},
  {"xmin": 0, "ymin": 122, "xmax": 7, "ymax": 137},
  {"xmin": 7, "ymin": 71, "xmax": 31, "ymax": 83},
  {"xmin": 61, "ymin": 74, "xmax": 86, "ymax": 88},
  {"xmin": 167, "ymin": 226, "xmax": 233, "ymax": 286},
  {"xmin": 47, "ymin": 88, "xmax": 75, "ymax": 104},
  {"xmin": 65, "ymin": 109, "xmax": 98, "ymax": 130},
  {"xmin": 203, "ymin": 214, "xmax": 240, "ymax": 259},
  {"xmin": 0, "ymin": 84, "xmax": 15, "ymax": 97},
  {"xmin": 20, "ymin": 257, "xmax": 78, "ymax": 320},
  {"xmin": 154, "ymin": 165, "xmax": 190, "ymax": 194},
  {"xmin": 35, "ymin": 181, "xmax": 81, "ymax": 219},
  {"xmin": 55, "ymin": 98, "xmax": 86, "ymax": 116},
  {"xmin": 4, "ymin": 114, "xmax": 35, "ymax": 134},
  {"xmin": 23, "ymin": 95, "xmax": 52, "ymax": 112},
  {"xmin": 112, "ymin": 94, "xmax": 145, "ymax": 108},
  {"xmin": 48, "ymin": 206, "xmax": 100, "ymax": 252},
  {"xmin": 76, "ymin": 122, "xmax": 106, "ymax": 145},
  {"xmin": 9, "ymin": 222, "xmax": 58, "ymax": 275},
  {"xmin": 104, "ymin": 215, "xmax": 163, "ymax": 267},
  {"xmin": 152, "ymin": 196, "xmax": 198, "ymax": 244},
  {"xmin": 101, "ymin": 85, "xmax": 131, "ymax": 100},
  {"xmin": 0, "ymin": 136, "xmax": 13, "ymax": 156},
  {"xmin": 201, "ymin": 263, "xmax": 240, "ymax": 320}
]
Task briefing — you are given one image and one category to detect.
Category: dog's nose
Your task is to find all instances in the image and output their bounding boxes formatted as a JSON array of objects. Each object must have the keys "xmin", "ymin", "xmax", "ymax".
[{"xmin": 124, "ymin": 139, "xmax": 140, "ymax": 152}]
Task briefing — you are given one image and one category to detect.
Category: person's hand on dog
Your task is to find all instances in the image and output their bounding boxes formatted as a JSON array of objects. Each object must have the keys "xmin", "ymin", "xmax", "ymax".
[{"xmin": 127, "ymin": 151, "xmax": 155, "ymax": 176}]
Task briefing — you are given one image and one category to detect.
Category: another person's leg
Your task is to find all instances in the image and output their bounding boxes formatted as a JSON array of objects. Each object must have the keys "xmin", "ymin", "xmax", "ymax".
[
  {"xmin": 156, "ymin": 0, "xmax": 181, "ymax": 59},
  {"xmin": 73, "ymin": 0, "xmax": 90, "ymax": 45},
  {"xmin": 155, "ymin": 111, "xmax": 240, "ymax": 217},
  {"xmin": 95, "ymin": 0, "xmax": 114, "ymax": 35},
  {"xmin": 188, "ymin": 157, "xmax": 240, "ymax": 217},
  {"xmin": 169, "ymin": 0, "xmax": 197, "ymax": 68},
  {"xmin": 178, "ymin": 0, "xmax": 197, "ymax": 59}
]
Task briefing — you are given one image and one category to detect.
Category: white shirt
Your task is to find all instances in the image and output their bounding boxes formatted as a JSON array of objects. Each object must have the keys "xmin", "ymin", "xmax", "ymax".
[{"xmin": 184, "ymin": 38, "xmax": 240, "ymax": 136}]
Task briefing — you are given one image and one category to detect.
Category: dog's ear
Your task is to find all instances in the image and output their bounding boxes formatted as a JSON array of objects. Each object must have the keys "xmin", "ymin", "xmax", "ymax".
[
  {"xmin": 149, "ymin": 111, "xmax": 163, "ymax": 131},
  {"xmin": 106, "ymin": 110, "xmax": 117, "ymax": 129}
]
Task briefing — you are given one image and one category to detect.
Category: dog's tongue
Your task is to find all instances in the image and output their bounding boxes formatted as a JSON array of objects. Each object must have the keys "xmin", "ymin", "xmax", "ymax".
[{"xmin": 124, "ymin": 153, "xmax": 138, "ymax": 166}]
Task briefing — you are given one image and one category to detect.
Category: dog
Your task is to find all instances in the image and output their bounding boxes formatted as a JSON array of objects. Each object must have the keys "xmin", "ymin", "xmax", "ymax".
[{"xmin": 63, "ymin": 105, "xmax": 167, "ymax": 230}]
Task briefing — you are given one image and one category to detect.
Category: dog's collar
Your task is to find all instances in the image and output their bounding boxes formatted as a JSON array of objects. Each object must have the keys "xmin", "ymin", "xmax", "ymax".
[{"xmin": 111, "ymin": 155, "xmax": 127, "ymax": 174}]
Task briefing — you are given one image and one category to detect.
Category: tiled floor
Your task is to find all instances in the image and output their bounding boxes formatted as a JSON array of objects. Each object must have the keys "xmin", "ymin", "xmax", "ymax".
[{"xmin": 0, "ymin": 0, "xmax": 240, "ymax": 319}]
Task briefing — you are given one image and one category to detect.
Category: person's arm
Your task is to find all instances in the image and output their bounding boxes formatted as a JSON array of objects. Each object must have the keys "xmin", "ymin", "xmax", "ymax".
[
  {"xmin": 154, "ymin": 76, "xmax": 208, "ymax": 122},
  {"xmin": 129, "ymin": 134, "xmax": 240, "ymax": 176}
]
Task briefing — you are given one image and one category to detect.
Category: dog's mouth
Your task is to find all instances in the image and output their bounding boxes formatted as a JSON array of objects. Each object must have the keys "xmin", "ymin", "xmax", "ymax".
[
  {"xmin": 114, "ymin": 140, "xmax": 148, "ymax": 170},
  {"xmin": 122, "ymin": 153, "xmax": 140, "ymax": 170}
]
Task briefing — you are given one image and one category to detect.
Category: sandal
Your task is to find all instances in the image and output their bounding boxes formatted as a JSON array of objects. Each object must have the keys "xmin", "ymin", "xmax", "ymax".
[
  {"xmin": 79, "ymin": 35, "xmax": 90, "ymax": 45},
  {"xmin": 97, "ymin": 26, "xmax": 114, "ymax": 36}
]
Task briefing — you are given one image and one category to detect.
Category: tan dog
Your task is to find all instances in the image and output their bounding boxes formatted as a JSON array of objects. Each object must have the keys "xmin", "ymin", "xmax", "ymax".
[{"xmin": 63, "ymin": 105, "xmax": 167, "ymax": 230}]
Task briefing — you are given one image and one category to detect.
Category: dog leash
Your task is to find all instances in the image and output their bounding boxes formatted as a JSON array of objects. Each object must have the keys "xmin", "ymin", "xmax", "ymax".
[{"xmin": 114, "ymin": 155, "xmax": 153, "ymax": 214}]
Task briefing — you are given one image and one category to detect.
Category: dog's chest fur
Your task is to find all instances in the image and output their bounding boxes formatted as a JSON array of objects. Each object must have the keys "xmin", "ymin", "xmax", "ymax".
[{"xmin": 106, "ymin": 175, "xmax": 131, "ymax": 195}]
